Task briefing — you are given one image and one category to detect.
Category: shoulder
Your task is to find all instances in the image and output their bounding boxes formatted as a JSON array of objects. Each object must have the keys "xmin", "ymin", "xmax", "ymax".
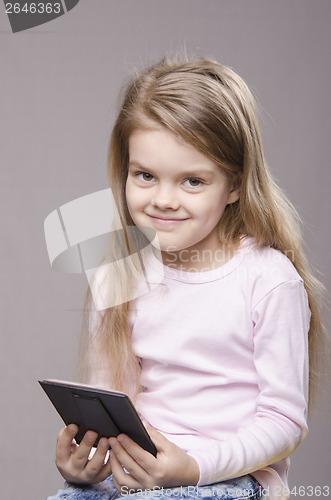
[
  {"xmin": 240, "ymin": 237, "xmax": 302, "ymax": 281},
  {"xmin": 238, "ymin": 237, "xmax": 305, "ymax": 305}
]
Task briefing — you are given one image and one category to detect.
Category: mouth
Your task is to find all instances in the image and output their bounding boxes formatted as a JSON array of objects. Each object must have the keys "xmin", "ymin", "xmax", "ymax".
[{"xmin": 147, "ymin": 214, "xmax": 189, "ymax": 225}]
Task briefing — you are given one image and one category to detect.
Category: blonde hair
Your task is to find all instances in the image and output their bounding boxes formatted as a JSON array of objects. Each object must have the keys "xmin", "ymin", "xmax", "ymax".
[{"xmin": 80, "ymin": 55, "xmax": 328, "ymax": 408}]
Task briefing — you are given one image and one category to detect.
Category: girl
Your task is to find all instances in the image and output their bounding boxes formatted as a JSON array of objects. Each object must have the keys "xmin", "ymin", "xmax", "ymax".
[{"xmin": 48, "ymin": 56, "xmax": 326, "ymax": 500}]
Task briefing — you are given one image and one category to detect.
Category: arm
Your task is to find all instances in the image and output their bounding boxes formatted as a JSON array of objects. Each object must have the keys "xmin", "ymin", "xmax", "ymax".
[{"xmin": 187, "ymin": 279, "xmax": 310, "ymax": 485}]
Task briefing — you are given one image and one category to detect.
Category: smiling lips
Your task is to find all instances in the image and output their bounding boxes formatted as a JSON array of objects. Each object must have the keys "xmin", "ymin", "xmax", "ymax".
[{"xmin": 147, "ymin": 214, "xmax": 189, "ymax": 224}]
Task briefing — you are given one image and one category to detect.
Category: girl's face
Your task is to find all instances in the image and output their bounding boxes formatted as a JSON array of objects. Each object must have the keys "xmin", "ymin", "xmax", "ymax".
[{"xmin": 125, "ymin": 127, "xmax": 240, "ymax": 266}]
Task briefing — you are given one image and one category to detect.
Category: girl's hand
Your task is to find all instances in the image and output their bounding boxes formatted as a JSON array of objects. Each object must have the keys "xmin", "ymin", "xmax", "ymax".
[
  {"xmin": 108, "ymin": 426, "xmax": 200, "ymax": 493},
  {"xmin": 55, "ymin": 424, "xmax": 112, "ymax": 485}
]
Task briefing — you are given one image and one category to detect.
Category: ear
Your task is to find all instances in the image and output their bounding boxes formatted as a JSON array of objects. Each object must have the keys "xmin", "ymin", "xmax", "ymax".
[{"xmin": 227, "ymin": 174, "xmax": 241, "ymax": 205}]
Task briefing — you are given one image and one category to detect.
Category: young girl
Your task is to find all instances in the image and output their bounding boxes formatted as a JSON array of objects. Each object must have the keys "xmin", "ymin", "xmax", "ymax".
[{"xmin": 48, "ymin": 56, "xmax": 326, "ymax": 500}]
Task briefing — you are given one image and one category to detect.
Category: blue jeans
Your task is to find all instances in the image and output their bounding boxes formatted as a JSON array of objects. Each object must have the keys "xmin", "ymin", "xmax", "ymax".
[{"xmin": 47, "ymin": 474, "xmax": 264, "ymax": 500}]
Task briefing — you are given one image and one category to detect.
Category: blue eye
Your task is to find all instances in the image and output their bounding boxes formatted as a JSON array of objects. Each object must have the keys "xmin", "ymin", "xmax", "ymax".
[
  {"xmin": 137, "ymin": 172, "xmax": 154, "ymax": 182},
  {"xmin": 184, "ymin": 178, "xmax": 202, "ymax": 188}
]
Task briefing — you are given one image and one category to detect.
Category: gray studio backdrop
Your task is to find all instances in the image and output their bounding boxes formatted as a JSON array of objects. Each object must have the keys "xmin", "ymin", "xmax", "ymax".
[{"xmin": 1, "ymin": 1, "xmax": 330, "ymax": 499}]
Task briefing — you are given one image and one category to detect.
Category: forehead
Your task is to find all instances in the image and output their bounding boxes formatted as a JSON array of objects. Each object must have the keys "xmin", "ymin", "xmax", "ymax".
[{"xmin": 128, "ymin": 127, "xmax": 218, "ymax": 173}]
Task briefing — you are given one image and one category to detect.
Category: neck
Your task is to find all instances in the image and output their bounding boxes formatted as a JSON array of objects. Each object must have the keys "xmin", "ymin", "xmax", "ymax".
[{"xmin": 160, "ymin": 242, "xmax": 237, "ymax": 272}]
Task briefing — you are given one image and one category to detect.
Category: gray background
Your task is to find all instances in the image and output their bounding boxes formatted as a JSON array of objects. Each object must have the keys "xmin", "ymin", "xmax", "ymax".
[{"xmin": 0, "ymin": 1, "xmax": 330, "ymax": 499}]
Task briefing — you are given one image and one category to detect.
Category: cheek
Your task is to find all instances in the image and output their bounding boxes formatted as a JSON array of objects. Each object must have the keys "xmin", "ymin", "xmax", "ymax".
[
  {"xmin": 125, "ymin": 183, "xmax": 136, "ymax": 224},
  {"xmin": 197, "ymin": 199, "xmax": 228, "ymax": 233},
  {"xmin": 125, "ymin": 181, "xmax": 131, "ymax": 207},
  {"xmin": 125, "ymin": 181, "xmax": 138, "ymax": 210},
  {"xmin": 125, "ymin": 182, "xmax": 147, "ymax": 217},
  {"xmin": 194, "ymin": 195, "xmax": 226, "ymax": 220}
]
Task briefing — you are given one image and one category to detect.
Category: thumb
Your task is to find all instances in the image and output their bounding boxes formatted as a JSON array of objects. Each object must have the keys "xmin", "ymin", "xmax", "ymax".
[
  {"xmin": 56, "ymin": 424, "xmax": 79, "ymax": 462},
  {"xmin": 145, "ymin": 425, "xmax": 169, "ymax": 451}
]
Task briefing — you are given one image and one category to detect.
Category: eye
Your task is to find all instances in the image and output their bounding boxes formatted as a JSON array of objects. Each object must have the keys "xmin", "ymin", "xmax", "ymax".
[
  {"xmin": 183, "ymin": 177, "xmax": 203, "ymax": 188},
  {"xmin": 136, "ymin": 171, "xmax": 154, "ymax": 182}
]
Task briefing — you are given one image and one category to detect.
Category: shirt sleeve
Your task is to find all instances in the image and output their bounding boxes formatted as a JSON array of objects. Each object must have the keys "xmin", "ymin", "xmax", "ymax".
[{"xmin": 187, "ymin": 279, "xmax": 310, "ymax": 486}]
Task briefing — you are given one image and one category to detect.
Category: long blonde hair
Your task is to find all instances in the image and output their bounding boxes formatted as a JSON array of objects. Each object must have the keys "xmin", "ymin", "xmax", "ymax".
[{"xmin": 80, "ymin": 55, "xmax": 327, "ymax": 407}]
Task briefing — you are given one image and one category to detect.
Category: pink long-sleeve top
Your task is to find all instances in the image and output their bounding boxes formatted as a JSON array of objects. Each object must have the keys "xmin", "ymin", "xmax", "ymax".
[{"xmin": 127, "ymin": 238, "xmax": 310, "ymax": 500}]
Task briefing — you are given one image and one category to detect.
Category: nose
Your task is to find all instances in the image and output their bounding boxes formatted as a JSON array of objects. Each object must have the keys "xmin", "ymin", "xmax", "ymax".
[{"xmin": 151, "ymin": 183, "xmax": 180, "ymax": 211}]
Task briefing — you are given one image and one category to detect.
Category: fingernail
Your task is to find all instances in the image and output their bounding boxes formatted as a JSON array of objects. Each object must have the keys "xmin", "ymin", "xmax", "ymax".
[
  {"xmin": 99, "ymin": 438, "xmax": 109, "ymax": 449},
  {"xmin": 87, "ymin": 432, "xmax": 97, "ymax": 444},
  {"xmin": 109, "ymin": 437, "xmax": 116, "ymax": 446},
  {"xmin": 68, "ymin": 424, "xmax": 77, "ymax": 434}
]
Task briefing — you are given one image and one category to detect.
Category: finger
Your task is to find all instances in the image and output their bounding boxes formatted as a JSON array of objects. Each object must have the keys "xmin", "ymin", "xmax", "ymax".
[
  {"xmin": 71, "ymin": 430, "xmax": 98, "ymax": 470},
  {"xmin": 117, "ymin": 434, "xmax": 157, "ymax": 466},
  {"xmin": 70, "ymin": 441, "xmax": 78, "ymax": 454},
  {"xmin": 146, "ymin": 427, "xmax": 169, "ymax": 452},
  {"xmin": 56, "ymin": 424, "xmax": 78, "ymax": 462},
  {"xmin": 142, "ymin": 424, "xmax": 166, "ymax": 451},
  {"xmin": 109, "ymin": 436, "xmax": 154, "ymax": 480},
  {"xmin": 112, "ymin": 474, "xmax": 122, "ymax": 493},
  {"xmin": 94, "ymin": 454, "xmax": 113, "ymax": 483},
  {"xmin": 109, "ymin": 449, "xmax": 141, "ymax": 491},
  {"xmin": 83, "ymin": 438, "xmax": 111, "ymax": 482},
  {"xmin": 141, "ymin": 418, "xmax": 149, "ymax": 429}
]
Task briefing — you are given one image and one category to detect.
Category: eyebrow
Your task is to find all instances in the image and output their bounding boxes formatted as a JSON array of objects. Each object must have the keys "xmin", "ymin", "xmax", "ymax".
[{"xmin": 128, "ymin": 160, "xmax": 216, "ymax": 177}]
